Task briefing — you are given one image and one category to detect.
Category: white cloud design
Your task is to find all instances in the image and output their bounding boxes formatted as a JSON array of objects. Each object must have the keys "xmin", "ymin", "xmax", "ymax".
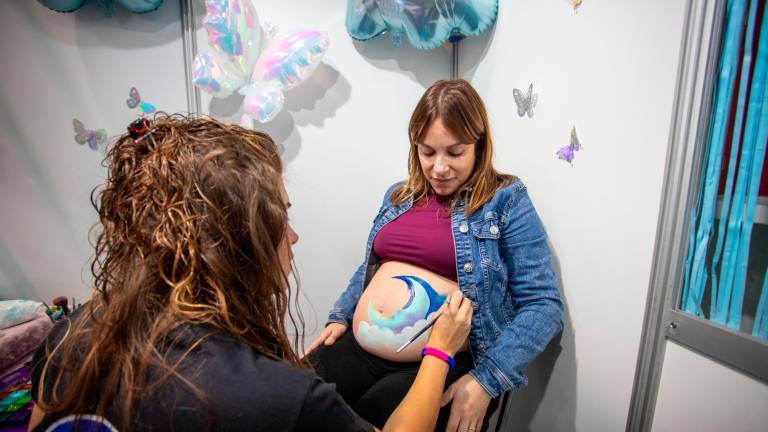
[{"xmin": 356, "ymin": 316, "xmax": 434, "ymax": 352}]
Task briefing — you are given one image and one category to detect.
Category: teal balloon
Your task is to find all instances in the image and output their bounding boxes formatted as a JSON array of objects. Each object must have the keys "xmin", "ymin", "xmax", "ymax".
[
  {"xmin": 116, "ymin": 0, "xmax": 163, "ymax": 13},
  {"xmin": 38, "ymin": 0, "xmax": 163, "ymax": 15},
  {"xmin": 37, "ymin": 0, "xmax": 86, "ymax": 12},
  {"xmin": 346, "ymin": 0, "xmax": 498, "ymax": 49}
]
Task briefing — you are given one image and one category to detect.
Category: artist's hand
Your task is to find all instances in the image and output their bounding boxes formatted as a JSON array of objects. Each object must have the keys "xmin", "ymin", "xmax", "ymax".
[
  {"xmin": 428, "ymin": 290, "xmax": 472, "ymax": 356},
  {"xmin": 441, "ymin": 374, "xmax": 491, "ymax": 432},
  {"xmin": 305, "ymin": 322, "xmax": 348, "ymax": 355}
]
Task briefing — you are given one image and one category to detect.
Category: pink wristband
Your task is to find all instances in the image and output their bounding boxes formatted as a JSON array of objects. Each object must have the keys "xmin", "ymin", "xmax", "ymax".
[{"xmin": 421, "ymin": 347, "xmax": 456, "ymax": 370}]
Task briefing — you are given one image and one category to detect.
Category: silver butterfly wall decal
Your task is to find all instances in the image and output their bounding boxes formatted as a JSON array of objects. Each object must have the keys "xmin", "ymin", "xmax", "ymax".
[{"xmin": 513, "ymin": 83, "xmax": 538, "ymax": 118}]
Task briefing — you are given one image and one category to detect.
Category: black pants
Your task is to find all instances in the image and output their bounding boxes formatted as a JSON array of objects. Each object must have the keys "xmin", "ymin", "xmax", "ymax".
[{"xmin": 308, "ymin": 331, "xmax": 499, "ymax": 431}]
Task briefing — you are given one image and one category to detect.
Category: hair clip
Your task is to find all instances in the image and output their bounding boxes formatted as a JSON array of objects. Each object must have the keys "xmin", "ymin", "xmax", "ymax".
[{"xmin": 128, "ymin": 118, "xmax": 156, "ymax": 143}]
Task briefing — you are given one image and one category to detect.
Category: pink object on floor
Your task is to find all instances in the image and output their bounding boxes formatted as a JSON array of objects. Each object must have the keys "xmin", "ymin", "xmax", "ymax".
[{"xmin": 0, "ymin": 316, "xmax": 53, "ymax": 372}]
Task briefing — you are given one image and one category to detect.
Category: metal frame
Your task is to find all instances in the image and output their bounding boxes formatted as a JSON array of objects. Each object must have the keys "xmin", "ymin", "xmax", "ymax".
[
  {"xmin": 451, "ymin": 40, "xmax": 460, "ymax": 79},
  {"xmin": 655, "ymin": 0, "xmax": 768, "ymax": 383},
  {"xmin": 666, "ymin": 310, "xmax": 768, "ymax": 381},
  {"xmin": 180, "ymin": 0, "xmax": 201, "ymax": 115},
  {"xmin": 626, "ymin": 0, "xmax": 725, "ymax": 430},
  {"xmin": 629, "ymin": 0, "xmax": 768, "ymax": 430}
]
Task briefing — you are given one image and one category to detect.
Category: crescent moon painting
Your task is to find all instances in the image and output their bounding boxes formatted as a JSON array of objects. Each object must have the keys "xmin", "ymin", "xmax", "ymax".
[{"xmin": 356, "ymin": 275, "xmax": 447, "ymax": 351}]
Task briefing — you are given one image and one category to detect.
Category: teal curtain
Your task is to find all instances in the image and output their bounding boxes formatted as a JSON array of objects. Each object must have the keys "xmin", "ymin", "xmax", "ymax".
[{"xmin": 682, "ymin": 0, "xmax": 768, "ymax": 339}]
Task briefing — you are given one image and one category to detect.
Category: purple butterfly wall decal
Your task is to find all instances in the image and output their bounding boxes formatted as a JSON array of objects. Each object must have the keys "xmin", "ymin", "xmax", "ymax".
[
  {"xmin": 556, "ymin": 126, "xmax": 583, "ymax": 165},
  {"xmin": 73, "ymin": 119, "xmax": 107, "ymax": 151}
]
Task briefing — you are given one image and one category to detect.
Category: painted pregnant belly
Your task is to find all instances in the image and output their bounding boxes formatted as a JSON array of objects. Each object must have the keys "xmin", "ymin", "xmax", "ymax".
[
  {"xmin": 360, "ymin": 275, "xmax": 446, "ymax": 338},
  {"xmin": 353, "ymin": 265, "xmax": 457, "ymax": 361}
]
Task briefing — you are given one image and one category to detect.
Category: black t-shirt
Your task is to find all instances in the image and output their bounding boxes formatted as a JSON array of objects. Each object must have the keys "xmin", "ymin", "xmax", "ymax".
[{"xmin": 30, "ymin": 311, "xmax": 373, "ymax": 432}]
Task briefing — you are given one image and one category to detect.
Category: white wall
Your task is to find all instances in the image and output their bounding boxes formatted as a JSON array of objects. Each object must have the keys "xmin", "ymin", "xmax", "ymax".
[
  {"xmin": 463, "ymin": 1, "xmax": 687, "ymax": 430},
  {"xmin": 0, "ymin": 0, "xmax": 189, "ymax": 303},
  {"xmin": 653, "ymin": 341, "xmax": 768, "ymax": 432}
]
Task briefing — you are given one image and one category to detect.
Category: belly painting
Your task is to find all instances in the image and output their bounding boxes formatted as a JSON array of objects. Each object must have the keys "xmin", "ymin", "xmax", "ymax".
[{"xmin": 352, "ymin": 261, "xmax": 462, "ymax": 361}]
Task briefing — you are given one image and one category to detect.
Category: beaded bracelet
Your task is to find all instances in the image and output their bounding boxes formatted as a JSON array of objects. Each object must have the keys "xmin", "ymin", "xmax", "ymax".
[{"xmin": 421, "ymin": 347, "xmax": 456, "ymax": 370}]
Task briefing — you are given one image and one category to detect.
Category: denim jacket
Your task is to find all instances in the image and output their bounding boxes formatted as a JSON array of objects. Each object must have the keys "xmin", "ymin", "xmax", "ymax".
[{"xmin": 327, "ymin": 179, "xmax": 564, "ymax": 398}]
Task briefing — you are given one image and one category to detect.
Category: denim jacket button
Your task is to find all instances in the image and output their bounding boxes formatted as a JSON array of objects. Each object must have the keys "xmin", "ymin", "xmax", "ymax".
[
  {"xmin": 489, "ymin": 225, "xmax": 499, "ymax": 235},
  {"xmin": 471, "ymin": 301, "xmax": 479, "ymax": 311},
  {"xmin": 463, "ymin": 263, "xmax": 473, "ymax": 273},
  {"xmin": 459, "ymin": 223, "xmax": 468, "ymax": 234},
  {"xmin": 478, "ymin": 343, "xmax": 487, "ymax": 352}
]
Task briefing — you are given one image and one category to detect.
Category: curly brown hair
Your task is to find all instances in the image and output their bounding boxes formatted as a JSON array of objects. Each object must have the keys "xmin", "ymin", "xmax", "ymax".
[{"xmin": 37, "ymin": 114, "xmax": 305, "ymax": 428}]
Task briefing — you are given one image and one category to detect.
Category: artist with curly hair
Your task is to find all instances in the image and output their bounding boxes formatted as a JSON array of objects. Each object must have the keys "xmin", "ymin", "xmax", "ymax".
[{"xmin": 29, "ymin": 115, "xmax": 472, "ymax": 432}]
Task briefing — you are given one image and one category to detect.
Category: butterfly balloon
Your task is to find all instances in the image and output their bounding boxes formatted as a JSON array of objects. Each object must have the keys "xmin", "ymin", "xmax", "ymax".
[
  {"xmin": 513, "ymin": 83, "xmax": 538, "ymax": 118},
  {"xmin": 193, "ymin": 0, "xmax": 330, "ymax": 125},
  {"xmin": 126, "ymin": 87, "xmax": 156, "ymax": 116},
  {"xmin": 556, "ymin": 126, "xmax": 583, "ymax": 165},
  {"xmin": 73, "ymin": 119, "xmax": 107, "ymax": 151},
  {"xmin": 38, "ymin": 0, "xmax": 163, "ymax": 16},
  {"xmin": 346, "ymin": 0, "xmax": 498, "ymax": 49}
]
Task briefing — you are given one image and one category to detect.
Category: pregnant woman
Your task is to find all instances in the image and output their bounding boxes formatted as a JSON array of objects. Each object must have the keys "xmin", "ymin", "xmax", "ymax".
[{"xmin": 307, "ymin": 79, "xmax": 564, "ymax": 431}]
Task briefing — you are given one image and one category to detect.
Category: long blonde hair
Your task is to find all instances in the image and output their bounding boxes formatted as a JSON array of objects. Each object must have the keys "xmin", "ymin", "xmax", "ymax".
[{"xmin": 390, "ymin": 79, "xmax": 514, "ymax": 214}]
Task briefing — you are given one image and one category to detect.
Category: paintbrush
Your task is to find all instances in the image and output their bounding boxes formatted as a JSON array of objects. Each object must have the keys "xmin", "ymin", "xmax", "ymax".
[{"xmin": 395, "ymin": 312, "xmax": 443, "ymax": 353}]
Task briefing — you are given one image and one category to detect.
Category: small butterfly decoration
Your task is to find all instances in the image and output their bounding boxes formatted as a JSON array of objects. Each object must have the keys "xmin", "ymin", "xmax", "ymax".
[
  {"xmin": 513, "ymin": 83, "xmax": 538, "ymax": 118},
  {"xmin": 126, "ymin": 87, "xmax": 156, "ymax": 117},
  {"xmin": 192, "ymin": 0, "xmax": 329, "ymax": 125},
  {"xmin": 73, "ymin": 119, "xmax": 107, "ymax": 151},
  {"xmin": 556, "ymin": 126, "xmax": 583, "ymax": 165},
  {"xmin": 569, "ymin": 0, "xmax": 583, "ymax": 12}
]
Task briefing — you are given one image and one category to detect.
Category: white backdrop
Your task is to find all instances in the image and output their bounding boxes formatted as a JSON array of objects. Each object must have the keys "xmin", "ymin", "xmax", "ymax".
[
  {"xmin": 0, "ymin": 0, "xmax": 189, "ymax": 302},
  {"xmin": 463, "ymin": 1, "xmax": 687, "ymax": 430}
]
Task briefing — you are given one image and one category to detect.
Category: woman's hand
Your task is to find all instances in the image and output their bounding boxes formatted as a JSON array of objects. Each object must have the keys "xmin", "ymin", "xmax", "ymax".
[
  {"xmin": 305, "ymin": 322, "xmax": 348, "ymax": 355},
  {"xmin": 427, "ymin": 290, "xmax": 473, "ymax": 356},
  {"xmin": 441, "ymin": 374, "xmax": 492, "ymax": 432},
  {"xmin": 381, "ymin": 290, "xmax": 472, "ymax": 432}
]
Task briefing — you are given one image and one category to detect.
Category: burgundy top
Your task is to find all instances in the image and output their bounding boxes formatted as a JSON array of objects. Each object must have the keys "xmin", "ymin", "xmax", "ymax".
[{"xmin": 373, "ymin": 194, "xmax": 458, "ymax": 281}]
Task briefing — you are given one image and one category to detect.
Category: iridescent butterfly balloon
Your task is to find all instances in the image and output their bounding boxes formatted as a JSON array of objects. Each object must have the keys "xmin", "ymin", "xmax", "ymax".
[
  {"xmin": 513, "ymin": 83, "xmax": 538, "ymax": 118},
  {"xmin": 193, "ymin": 0, "xmax": 329, "ymax": 124},
  {"xmin": 38, "ymin": 0, "xmax": 163, "ymax": 16},
  {"xmin": 346, "ymin": 0, "xmax": 498, "ymax": 49},
  {"xmin": 73, "ymin": 119, "xmax": 107, "ymax": 151},
  {"xmin": 556, "ymin": 126, "xmax": 583, "ymax": 165},
  {"xmin": 126, "ymin": 87, "xmax": 156, "ymax": 117}
]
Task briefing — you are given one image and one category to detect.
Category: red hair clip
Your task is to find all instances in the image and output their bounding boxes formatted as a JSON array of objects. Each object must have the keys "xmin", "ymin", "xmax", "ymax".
[{"xmin": 128, "ymin": 118, "xmax": 155, "ymax": 143}]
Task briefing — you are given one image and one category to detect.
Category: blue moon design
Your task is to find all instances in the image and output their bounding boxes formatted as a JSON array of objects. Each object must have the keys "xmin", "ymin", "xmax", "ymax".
[{"xmin": 367, "ymin": 275, "xmax": 447, "ymax": 334}]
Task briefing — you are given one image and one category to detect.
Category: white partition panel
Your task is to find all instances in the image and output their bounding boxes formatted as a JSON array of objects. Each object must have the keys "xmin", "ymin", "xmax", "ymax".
[
  {"xmin": 463, "ymin": 1, "xmax": 687, "ymax": 430},
  {"xmin": 0, "ymin": 0, "xmax": 189, "ymax": 302},
  {"xmin": 653, "ymin": 342, "xmax": 768, "ymax": 432}
]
